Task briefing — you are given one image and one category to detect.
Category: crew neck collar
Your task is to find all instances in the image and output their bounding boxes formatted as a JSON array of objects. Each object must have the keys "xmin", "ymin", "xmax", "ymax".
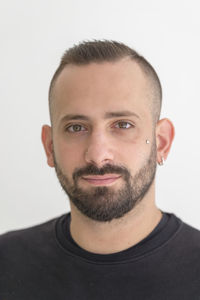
[{"xmin": 55, "ymin": 211, "xmax": 182, "ymax": 264}]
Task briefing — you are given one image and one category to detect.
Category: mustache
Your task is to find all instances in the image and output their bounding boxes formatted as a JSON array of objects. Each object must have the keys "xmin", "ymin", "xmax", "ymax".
[{"xmin": 72, "ymin": 163, "xmax": 130, "ymax": 182}]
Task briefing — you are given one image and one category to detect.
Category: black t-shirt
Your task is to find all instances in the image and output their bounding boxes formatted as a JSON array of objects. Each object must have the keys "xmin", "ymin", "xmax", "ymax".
[{"xmin": 1, "ymin": 211, "xmax": 200, "ymax": 299}]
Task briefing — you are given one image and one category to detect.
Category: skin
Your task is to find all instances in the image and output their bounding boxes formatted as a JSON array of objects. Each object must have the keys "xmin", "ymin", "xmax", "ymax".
[{"xmin": 41, "ymin": 58, "xmax": 175, "ymax": 254}]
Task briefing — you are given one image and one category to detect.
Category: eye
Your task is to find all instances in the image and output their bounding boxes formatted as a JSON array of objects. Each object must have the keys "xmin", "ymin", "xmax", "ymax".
[
  {"xmin": 65, "ymin": 124, "xmax": 87, "ymax": 132},
  {"xmin": 115, "ymin": 121, "xmax": 133, "ymax": 129}
]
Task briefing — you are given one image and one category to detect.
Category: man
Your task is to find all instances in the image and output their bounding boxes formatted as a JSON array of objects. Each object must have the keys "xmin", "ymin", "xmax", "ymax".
[{"xmin": 0, "ymin": 40, "xmax": 200, "ymax": 299}]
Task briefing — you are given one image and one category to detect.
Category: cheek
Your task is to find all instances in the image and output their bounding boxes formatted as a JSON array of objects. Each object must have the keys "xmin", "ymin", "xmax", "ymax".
[
  {"xmin": 118, "ymin": 141, "xmax": 150, "ymax": 172},
  {"xmin": 53, "ymin": 140, "xmax": 84, "ymax": 172}
]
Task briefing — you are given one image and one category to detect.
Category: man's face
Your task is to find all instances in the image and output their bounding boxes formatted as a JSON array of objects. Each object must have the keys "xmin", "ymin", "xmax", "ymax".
[{"xmin": 50, "ymin": 59, "xmax": 158, "ymax": 222}]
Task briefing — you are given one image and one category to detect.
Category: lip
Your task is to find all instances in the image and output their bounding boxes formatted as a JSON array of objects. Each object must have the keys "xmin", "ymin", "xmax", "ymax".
[{"xmin": 82, "ymin": 175, "xmax": 121, "ymax": 186}]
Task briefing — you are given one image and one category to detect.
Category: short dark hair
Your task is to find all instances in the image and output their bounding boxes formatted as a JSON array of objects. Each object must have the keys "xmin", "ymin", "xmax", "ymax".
[{"xmin": 49, "ymin": 40, "xmax": 162, "ymax": 125}]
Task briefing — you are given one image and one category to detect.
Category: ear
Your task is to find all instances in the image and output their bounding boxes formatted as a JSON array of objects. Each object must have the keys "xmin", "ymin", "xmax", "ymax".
[
  {"xmin": 156, "ymin": 118, "xmax": 175, "ymax": 164},
  {"xmin": 41, "ymin": 125, "xmax": 55, "ymax": 168}
]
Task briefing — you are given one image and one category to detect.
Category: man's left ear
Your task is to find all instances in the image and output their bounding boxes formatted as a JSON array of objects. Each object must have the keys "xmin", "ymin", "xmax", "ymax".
[{"xmin": 156, "ymin": 118, "xmax": 175, "ymax": 164}]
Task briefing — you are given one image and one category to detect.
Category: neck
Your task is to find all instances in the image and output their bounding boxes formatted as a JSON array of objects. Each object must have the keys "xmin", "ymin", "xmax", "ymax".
[{"xmin": 69, "ymin": 184, "xmax": 162, "ymax": 254}]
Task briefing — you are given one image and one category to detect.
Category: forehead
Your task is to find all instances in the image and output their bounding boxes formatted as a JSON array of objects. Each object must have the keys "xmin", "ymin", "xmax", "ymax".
[{"xmin": 52, "ymin": 58, "xmax": 151, "ymax": 125}]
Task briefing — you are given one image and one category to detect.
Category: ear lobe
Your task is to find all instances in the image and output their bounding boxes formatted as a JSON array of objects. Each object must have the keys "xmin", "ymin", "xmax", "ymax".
[
  {"xmin": 156, "ymin": 118, "xmax": 175, "ymax": 163},
  {"xmin": 41, "ymin": 125, "xmax": 55, "ymax": 168}
]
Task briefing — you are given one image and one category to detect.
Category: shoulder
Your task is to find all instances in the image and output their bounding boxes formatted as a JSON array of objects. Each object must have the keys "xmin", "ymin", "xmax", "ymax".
[
  {"xmin": 0, "ymin": 215, "xmax": 64, "ymax": 257},
  {"xmin": 179, "ymin": 218, "xmax": 200, "ymax": 241},
  {"xmin": 0, "ymin": 215, "xmax": 66, "ymax": 292},
  {"xmin": 171, "ymin": 215, "xmax": 200, "ymax": 253}
]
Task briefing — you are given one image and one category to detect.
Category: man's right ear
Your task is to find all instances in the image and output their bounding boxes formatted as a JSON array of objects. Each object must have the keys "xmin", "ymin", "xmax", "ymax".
[{"xmin": 41, "ymin": 125, "xmax": 55, "ymax": 168}]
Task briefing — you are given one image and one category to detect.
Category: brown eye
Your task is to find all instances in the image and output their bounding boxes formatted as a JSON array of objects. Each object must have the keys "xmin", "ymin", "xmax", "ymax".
[{"xmin": 116, "ymin": 121, "xmax": 132, "ymax": 129}]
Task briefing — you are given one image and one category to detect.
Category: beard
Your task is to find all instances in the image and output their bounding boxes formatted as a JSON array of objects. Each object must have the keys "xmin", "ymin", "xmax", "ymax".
[{"xmin": 53, "ymin": 141, "xmax": 157, "ymax": 222}]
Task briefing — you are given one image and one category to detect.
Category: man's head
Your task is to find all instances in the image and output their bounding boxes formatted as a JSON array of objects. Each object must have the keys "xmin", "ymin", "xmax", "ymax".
[{"xmin": 42, "ymin": 40, "xmax": 174, "ymax": 222}]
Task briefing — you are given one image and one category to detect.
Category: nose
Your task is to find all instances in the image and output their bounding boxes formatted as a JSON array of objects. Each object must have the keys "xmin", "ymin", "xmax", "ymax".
[{"xmin": 84, "ymin": 132, "xmax": 114, "ymax": 167}]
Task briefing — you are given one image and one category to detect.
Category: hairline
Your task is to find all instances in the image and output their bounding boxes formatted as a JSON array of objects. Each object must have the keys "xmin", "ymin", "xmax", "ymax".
[{"xmin": 49, "ymin": 55, "xmax": 162, "ymax": 127}]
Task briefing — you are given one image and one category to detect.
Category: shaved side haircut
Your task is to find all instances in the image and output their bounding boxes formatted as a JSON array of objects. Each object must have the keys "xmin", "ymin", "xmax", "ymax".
[{"xmin": 48, "ymin": 40, "xmax": 162, "ymax": 126}]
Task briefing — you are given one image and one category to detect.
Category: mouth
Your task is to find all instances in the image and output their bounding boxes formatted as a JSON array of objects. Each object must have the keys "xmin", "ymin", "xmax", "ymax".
[{"xmin": 81, "ymin": 174, "xmax": 121, "ymax": 186}]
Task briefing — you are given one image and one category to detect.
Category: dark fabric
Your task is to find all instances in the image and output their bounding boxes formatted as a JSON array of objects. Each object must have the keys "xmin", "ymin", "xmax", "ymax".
[{"xmin": 1, "ymin": 211, "xmax": 200, "ymax": 299}]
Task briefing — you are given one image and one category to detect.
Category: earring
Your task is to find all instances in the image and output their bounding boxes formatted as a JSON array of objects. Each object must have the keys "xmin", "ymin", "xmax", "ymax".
[
  {"xmin": 158, "ymin": 157, "xmax": 164, "ymax": 166},
  {"xmin": 146, "ymin": 140, "xmax": 150, "ymax": 144}
]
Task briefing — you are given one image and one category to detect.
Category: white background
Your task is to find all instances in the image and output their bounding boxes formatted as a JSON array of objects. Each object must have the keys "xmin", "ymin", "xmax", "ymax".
[{"xmin": 0, "ymin": 0, "xmax": 200, "ymax": 234}]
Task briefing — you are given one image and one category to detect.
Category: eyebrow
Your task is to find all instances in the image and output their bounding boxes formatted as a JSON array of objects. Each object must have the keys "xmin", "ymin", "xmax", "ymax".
[{"xmin": 59, "ymin": 110, "xmax": 140, "ymax": 124}]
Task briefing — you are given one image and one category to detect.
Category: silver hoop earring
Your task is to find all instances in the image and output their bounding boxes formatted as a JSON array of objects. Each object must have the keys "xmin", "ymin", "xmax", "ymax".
[
  {"xmin": 146, "ymin": 140, "xmax": 150, "ymax": 144},
  {"xmin": 158, "ymin": 157, "xmax": 164, "ymax": 166}
]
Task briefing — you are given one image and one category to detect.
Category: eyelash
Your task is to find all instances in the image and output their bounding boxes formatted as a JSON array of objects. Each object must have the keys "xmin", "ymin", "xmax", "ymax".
[{"xmin": 65, "ymin": 121, "xmax": 135, "ymax": 133}]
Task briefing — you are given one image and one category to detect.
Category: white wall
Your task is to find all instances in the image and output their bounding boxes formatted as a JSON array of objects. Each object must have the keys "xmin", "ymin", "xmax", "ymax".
[{"xmin": 1, "ymin": 0, "xmax": 200, "ymax": 234}]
